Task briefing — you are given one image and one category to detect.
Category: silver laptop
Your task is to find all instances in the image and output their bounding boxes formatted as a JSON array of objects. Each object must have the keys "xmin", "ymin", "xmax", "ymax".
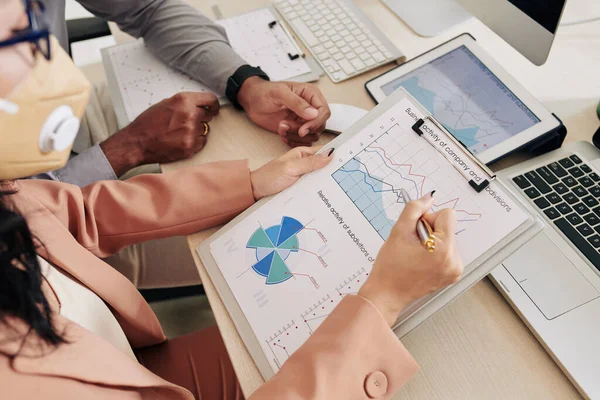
[{"xmin": 491, "ymin": 141, "xmax": 600, "ymax": 399}]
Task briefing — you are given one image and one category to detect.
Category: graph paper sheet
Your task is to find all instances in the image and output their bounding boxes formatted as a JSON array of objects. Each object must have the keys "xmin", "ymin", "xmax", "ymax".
[
  {"xmin": 106, "ymin": 8, "xmax": 312, "ymax": 122},
  {"xmin": 206, "ymin": 92, "xmax": 532, "ymax": 373}
]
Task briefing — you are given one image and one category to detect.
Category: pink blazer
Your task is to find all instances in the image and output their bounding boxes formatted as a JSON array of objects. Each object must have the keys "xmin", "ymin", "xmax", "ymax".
[{"xmin": 0, "ymin": 161, "xmax": 419, "ymax": 399}]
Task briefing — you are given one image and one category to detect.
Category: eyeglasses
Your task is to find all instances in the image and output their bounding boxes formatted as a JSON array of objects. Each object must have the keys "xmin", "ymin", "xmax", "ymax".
[{"xmin": 0, "ymin": 0, "xmax": 51, "ymax": 60}]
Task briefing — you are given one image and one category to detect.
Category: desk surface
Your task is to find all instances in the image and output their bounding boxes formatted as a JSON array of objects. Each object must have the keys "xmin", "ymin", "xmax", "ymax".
[{"xmin": 120, "ymin": 0, "xmax": 600, "ymax": 398}]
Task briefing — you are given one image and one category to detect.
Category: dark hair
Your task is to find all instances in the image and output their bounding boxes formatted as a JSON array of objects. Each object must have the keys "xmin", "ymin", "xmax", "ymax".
[{"xmin": 0, "ymin": 185, "xmax": 65, "ymax": 356}]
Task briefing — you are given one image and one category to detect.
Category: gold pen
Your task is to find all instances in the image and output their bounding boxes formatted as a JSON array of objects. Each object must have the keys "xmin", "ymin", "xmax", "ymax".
[{"xmin": 400, "ymin": 188, "xmax": 436, "ymax": 252}]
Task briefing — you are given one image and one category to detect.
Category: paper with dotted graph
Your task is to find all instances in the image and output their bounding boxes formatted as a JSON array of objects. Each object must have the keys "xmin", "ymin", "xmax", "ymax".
[{"xmin": 105, "ymin": 8, "xmax": 314, "ymax": 123}]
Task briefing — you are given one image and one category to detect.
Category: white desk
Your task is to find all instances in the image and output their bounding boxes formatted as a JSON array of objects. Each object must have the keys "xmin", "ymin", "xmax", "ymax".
[{"xmin": 112, "ymin": 0, "xmax": 600, "ymax": 398}]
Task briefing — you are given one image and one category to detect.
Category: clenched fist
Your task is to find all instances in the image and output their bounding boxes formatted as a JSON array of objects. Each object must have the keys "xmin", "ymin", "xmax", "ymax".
[{"xmin": 100, "ymin": 92, "xmax": 219, "ymax": 177}]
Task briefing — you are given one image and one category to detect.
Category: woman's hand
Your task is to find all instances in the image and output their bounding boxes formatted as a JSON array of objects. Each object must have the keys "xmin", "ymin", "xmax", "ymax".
[
  {"xmin": 250, "ymin": 147, "xmax": 334, "ymax": 200},
  {"xmin": 358, "ymin": 193, "xmax": 463, "ymax": 326}
]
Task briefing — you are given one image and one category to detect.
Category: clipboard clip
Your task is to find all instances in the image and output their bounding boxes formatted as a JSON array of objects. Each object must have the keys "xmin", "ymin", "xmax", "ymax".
[
  {"xmin": 411, "ymin": 116, "xmax": 496, "ymax": 193},
  {"xmin": 268, "ymin": 20, "xmax": 305, "ymax": 61}
]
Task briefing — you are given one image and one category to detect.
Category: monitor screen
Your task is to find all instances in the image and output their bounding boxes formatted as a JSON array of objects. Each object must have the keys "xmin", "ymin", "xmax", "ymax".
[
  {"xmin": 507, "ymin": 0, "xmax": 566, "ymax": 33},
  {"xmin": 380, "ymin": 45, "xmax": 540, "ymax": 155}
]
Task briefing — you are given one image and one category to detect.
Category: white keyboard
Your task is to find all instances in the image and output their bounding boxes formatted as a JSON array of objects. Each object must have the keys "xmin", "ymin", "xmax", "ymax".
[{"xmin": 274, "ymin": 0, "xmax": 404, "ymax": 83}]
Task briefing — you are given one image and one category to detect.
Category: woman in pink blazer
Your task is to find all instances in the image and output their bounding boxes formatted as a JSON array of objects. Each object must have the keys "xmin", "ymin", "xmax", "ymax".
[{"xmin": 0, "ymin": 1, "xmax": 462, "ymax": 399}]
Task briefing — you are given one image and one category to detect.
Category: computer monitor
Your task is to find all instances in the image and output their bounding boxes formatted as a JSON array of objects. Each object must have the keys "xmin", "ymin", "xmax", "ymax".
[
  {"xmin": 381, "ymin": 0, "xmax": 568, "ymax": 65},
  {"xmin": 457, "ymin": 0, "xmax": 567, "ymax": 65}
]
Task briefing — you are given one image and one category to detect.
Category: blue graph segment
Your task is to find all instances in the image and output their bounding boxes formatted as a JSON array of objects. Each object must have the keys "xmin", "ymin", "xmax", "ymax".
[
  {"xmin": 247, "ymin": 227, "xmax": 275, "ymax": 249},
  {"xmin": 388, "ymin": 78, "xmax": 482, "ymax": 149},
  {"xmin": 266, "ymin": 226, "xmax": 280, "ymax": 246},
  {"xmin": 452, "ymin": 127, "xmax": 479, "ymax": 148},
  {"xmin": 252, "ymin": 250, "xmax": 275, "ymax": 277},
  {"xmin": 332, "ymin": 159, "xmax": 396, "ymax": 240},
  {"xmin": 399, "ymin": 76, "xmax": 435, "ymax": 111},
  {"xmin": 276, "ymin": 217, "xmax": 304, "ymax": 246},
  {"xmin": 246, "ymin": 216, "xmax": 304, "ymax": 285}
]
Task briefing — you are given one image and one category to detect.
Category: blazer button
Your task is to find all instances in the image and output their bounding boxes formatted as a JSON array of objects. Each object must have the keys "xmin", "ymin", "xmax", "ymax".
[{"xmin": 364, "ymin": 371, "xmax": 388, "ymax": 398}]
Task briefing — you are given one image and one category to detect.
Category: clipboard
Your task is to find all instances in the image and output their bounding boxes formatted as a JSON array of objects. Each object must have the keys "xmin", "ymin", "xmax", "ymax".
[
  {"xmin": 197, "ymin": 88, "xmax": 545, "ymax": 380},
  {"xmin": 412, "ymin": 115, "xmax": 496, "ymax": 193}
]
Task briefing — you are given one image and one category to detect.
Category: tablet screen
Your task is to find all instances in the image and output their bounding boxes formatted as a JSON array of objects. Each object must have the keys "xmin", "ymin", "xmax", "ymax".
[{"xmin": 380, "ymin": 46, "xmax": 540, "ymax": 155}]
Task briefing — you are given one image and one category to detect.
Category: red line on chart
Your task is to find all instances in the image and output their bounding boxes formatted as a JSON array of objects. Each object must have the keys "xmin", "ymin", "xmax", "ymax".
[
  {"xmin": 433, "ymin": 197, "xmax": 482, "ymax": 217},
  {"xmin": 285, "ymin": 272, "xmax": 319, "ymax": 289},
  {"xmin": 369, "ymin": 146, "xmax": 428, "ymax": 196},
  {"xmin": 298, "ymin": 248, "xmax": 327, "ymax": 267},
  {"xmin": 287, "ymin": 272, "xmax": 311, "ymax": 278},
  {"xmin": 302, "ymin": 228, "xmax": 326, "ymax": 243},
  {"xmin": 272, "ymin": 343, "xmax": 290, "ymax": 356},
  {"xmin": 363, "ymin": 144, "xmax": 483, "ymax": 220}
]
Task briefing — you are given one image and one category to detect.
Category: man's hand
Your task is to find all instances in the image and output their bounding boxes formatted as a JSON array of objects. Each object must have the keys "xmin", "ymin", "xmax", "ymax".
[
  {"xmin": 237, "ymin": 77, "xmax": 331, "ymax": 147},
  {"xmin": 100, "ymin": 92, "xmax": 218, "ymax": 177}
]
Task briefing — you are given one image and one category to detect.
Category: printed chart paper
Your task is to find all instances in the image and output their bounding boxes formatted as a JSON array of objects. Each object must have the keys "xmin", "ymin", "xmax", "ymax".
[
  {"xmin": 108, "ymin": 8, "xmax": 311, "ymax": 121},
  {"xmin": 209, "ymin": 97, "xmax": 529, "ymax": 371}
]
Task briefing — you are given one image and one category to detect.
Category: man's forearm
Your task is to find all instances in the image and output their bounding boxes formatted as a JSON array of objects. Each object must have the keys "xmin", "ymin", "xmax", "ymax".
[
  {"xmin": 99, "ymin": 128, "xmax": 144, "ymax": 178},
  {"xmin": 76, "ymin": 0, "xmax": 246, "ymax": 95}
]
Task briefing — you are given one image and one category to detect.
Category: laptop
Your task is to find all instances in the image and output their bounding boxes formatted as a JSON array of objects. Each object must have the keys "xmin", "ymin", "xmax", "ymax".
[{"xmin": 491, "ymin": 141, "xmax": 600, "ymax": 399}]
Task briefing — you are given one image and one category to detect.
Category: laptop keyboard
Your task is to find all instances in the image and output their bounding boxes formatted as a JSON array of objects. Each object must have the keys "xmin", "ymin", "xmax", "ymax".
[{"xmin": 513, "ymin": 154, "xmax": 600, "ymax": 272}]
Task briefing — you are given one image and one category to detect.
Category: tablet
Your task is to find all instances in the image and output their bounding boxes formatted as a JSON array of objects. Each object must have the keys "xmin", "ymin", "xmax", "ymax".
[{"xmin": 365, "ymin": 34, "xmax": 560, "ymax": 164}]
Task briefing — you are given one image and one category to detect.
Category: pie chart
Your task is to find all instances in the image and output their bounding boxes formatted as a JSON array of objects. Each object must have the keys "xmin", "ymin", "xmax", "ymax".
[{"xmin": 246, "ymin": 216, "xmax": 304, "ymax": 285}]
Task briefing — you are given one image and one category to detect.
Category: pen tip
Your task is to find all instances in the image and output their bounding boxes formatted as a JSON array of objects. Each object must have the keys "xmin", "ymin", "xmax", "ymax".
[{"xmin": 430, "ymin": 190, "xmax": 436, "ymax": 197}]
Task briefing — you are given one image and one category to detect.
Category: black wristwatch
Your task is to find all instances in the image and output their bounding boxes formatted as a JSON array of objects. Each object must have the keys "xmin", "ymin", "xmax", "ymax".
[{"xmin": 225, "ymin": 65, "xmax": 270, "ymax": 110}]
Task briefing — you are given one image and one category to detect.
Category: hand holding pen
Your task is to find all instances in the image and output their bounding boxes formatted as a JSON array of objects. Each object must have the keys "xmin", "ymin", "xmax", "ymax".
[
  {"xmin": 400, "ymin": 188, "xmax": 436, "ymax": 252},
  {"xmin": 358, "ymin": 191, "xmax": 463, "ymax": 326}
]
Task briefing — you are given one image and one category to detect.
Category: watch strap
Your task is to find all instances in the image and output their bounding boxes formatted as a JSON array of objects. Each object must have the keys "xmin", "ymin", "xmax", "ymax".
[{"xmin": 225, "ymin": 65, "xmax": 270, "ymax": 110}]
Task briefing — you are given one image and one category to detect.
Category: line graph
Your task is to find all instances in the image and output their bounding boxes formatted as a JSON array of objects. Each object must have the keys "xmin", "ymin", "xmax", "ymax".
[
  {"xmin": 265, "ymin": 320, "xmax": 311, "ymax": 369},
  {"xmin": 336, "ymin": 268, "xmax": 368, "ymax": 298},
  {"xmin": 208, "ymin": 95, "xmax": 530, "ymax": 375},
  {"xmin": 301, "ymin": 295, "xmax": 339, "ymax": 333},
  {"xmin": 380, "ymin": 45, "xmax": 540, "ymax": 154},
  {"xmin": 332, "ymin": 123, "xmax": 483, "ymax": 240},
  {"xmin": 365, "ymin": 145, "xmax": 483, "ymax": 219}
]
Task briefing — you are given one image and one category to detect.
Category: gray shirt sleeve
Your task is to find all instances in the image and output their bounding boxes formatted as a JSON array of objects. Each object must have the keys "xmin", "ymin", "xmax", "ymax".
[
  {"xmin": 76, "ymin": 0, "xmax": 247, "ymax": 95},
  {"xmin": 30, "ymin": 145, "xmax": 118, "ymax": 187}
]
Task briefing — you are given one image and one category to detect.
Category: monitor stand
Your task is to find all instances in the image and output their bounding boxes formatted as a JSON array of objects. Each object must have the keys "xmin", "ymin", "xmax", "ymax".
[{"xmin": 382, "ymin": 0, "xmax": 472, "ymax": 37}]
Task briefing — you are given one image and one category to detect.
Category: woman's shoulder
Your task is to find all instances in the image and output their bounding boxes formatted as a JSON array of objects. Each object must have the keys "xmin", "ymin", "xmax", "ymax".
[{"xmin": 6, "ymin": 180, "xmax": 68, "ymax": 217}]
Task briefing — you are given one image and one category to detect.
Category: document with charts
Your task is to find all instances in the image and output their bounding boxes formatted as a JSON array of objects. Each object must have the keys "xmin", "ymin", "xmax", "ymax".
[
  {"xmin": 202, "ymin": 89, "xmax": 539, "ymax": 376},
  {"xmin": 104, "ymin": 8, "xmax": 314, "ymax": 122}
]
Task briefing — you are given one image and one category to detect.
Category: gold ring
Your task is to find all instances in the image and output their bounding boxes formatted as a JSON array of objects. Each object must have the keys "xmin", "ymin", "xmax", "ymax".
[{"xmin": 202, "ymin": 122, "xmax": 210, "ymax": 136}]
